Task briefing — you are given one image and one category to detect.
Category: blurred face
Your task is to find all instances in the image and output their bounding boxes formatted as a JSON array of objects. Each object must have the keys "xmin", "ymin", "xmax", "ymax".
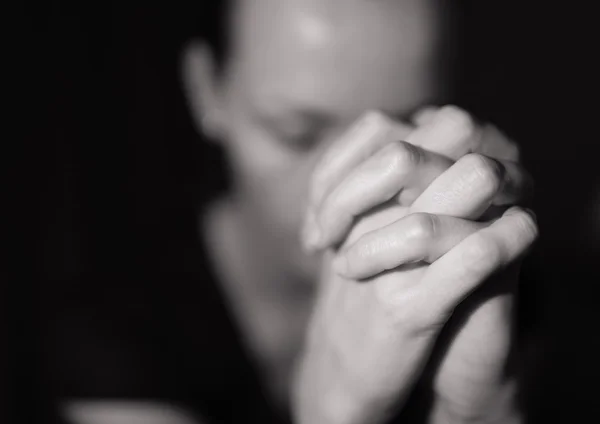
[{"xmin": 188, "ymin": 0, "xmax": 455, "ymax": 277}]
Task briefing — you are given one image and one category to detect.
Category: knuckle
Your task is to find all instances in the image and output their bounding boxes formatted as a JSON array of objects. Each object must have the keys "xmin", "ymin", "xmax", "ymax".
[
  {"xmin": 385, "ymin": 140, "xmax": 421, "ymax": 175},
  {"xmin": 353, "ymin": 236, "xmax": 380, "ymax": 261},
  {"xmin": 462, "ymin": 233, "xmax": 504, "ymax": 270},
  {"xmin": 406, "ymin": 212, "xmax": 437, "ymax": 243},
  {"xmin": 462, "ymin": 153, "xmax": 505, "ymax": 195},
  {"xmin": 440, "ymin": 105, "xmax": 477, "ymax": 138}
]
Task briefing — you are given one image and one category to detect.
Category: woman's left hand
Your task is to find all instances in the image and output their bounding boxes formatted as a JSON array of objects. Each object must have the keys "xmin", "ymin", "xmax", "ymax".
[{"xmin": 296, "ymin": 106, "xmax": 535, "ymax": 423}]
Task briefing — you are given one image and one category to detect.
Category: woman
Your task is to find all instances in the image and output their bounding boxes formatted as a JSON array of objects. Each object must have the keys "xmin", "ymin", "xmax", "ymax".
[{"xmin": 57, "ymin": 1, "xmax": 537, "ymax": 423}]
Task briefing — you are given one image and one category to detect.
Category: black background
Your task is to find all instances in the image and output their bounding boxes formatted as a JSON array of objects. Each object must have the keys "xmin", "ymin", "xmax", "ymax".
[{"xmin": 9, "ymin": 2, "xmax": 600, "ymax": 423}]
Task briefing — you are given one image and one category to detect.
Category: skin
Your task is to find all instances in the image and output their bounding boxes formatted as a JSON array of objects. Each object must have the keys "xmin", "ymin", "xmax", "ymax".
[
  {"xmin": 183, "ymin": 0, "xmax": 451, "ymax": 405},
  {"xmin": 180, "ymin": 0, "xmax": 537, "ymax": 423},
  {"xmin": 295, "ymin": 109, "xmax": 533, "ymax": 424},
  {"xmin": 184, "ymin": 0, "xmax": 449, "ymax": 280}
]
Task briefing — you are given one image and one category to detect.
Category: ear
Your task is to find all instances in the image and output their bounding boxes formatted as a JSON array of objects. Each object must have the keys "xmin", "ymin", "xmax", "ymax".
[{"xmin": 181, "ymin": 41, "xmax": 227, "ymax": 141}]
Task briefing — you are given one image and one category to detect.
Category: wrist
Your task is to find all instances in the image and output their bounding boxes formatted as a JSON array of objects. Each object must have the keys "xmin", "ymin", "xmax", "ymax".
[
  {"xmin": 430, "ymin": 381, "xmax": 521, "ymax": 424},
  {"xmin": 292, "ymin": 344, "xmax": 359, "ymax": 424},
  {"xmin": 292, "ymin": 337, "xmax": 393, "ymax": 424}
]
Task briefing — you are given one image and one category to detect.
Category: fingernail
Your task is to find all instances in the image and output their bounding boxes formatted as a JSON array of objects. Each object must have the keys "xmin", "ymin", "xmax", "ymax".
[{"xmin": 333, "ymin": 254, "xmax": 349, "ymax": 276}]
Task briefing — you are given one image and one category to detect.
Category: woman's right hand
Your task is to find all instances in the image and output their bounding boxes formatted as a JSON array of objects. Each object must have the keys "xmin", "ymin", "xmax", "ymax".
[{"xmin": 293, "ymin": 107, "xmax": 536, "ymax": 424}]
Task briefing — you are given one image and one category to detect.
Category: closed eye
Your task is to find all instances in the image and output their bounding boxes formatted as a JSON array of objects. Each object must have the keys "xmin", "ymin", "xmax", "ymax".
[
  {"xmin": 254, "ymin": 109, "xmax": 334, "ymax": 152},
  {"xmin": 267, "ymin": 125, "xmax": 321, "ymax": 151}
]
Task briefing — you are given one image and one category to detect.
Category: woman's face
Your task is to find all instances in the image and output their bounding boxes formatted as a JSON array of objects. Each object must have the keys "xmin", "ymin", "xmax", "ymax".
[{"xmin": 189, "ymin": 0, "xmax": 454, "ymax": 277}]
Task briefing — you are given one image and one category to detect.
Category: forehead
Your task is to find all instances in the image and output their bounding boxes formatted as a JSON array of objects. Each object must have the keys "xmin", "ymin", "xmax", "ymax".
[{"xmin": 229, "ymin": 0, "xmax": 445, "ymax": 119}]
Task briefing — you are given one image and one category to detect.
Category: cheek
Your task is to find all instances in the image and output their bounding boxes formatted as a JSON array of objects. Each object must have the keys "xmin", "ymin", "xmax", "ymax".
[{"xmin": 227, "ymin": 125, "xmax": 316, "ymax": 233}]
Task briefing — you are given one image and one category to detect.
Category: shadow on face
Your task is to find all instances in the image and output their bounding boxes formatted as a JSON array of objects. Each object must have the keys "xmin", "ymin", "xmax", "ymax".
[{"xmin": 183, "ymin": 0, "xmax": 458, "ymax": 276}]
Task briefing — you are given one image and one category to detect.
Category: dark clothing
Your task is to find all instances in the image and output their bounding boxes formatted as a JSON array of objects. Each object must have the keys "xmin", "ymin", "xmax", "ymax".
[{"xmin": 45, "ymin": 227, "xmax": 286, "ymax": 424}]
